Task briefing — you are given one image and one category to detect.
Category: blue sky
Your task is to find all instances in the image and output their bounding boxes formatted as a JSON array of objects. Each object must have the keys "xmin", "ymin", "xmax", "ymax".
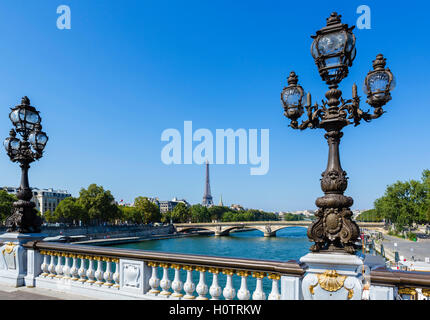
[{"xmin": 0, "ymin": 0, "xmax": 429, "ymax": 212}]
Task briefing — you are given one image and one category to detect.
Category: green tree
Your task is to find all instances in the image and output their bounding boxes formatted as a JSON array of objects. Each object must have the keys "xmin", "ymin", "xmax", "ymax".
[
  {"xmin": 356, "ymin": 209, "xmax": 382, "ymax": 222},
  {"xmin": 119, "ymin": 206, "xmax": 140, "ymax": 223},
  {"xmin": 77, "ymin": 184, "xmax": 120, "ymax": 225},
  {"xmin": 161, "ymin": 211, "xmax": 172, "ymax": 224},
  {"xmin": 0, "ymin": 190, "xmax": 17, "ymax": 223},
  {"xmin": 208, "ymin": 206, "xmax": 229, "ymax": 222},
  {"xmin": 283, "ymin": 213, "xmax": 305, "ymax": 221},
  {"xmin": 134, "ymin": 196, "xmax": 161, "ymax": 224},
  {"xmin": 53, "ymin": 197, "xmax": 85, "ymax": 225},
  {"xmin": 374, "ymin": 170, "xmax": 430, "ymax": 232},
  {"xmin": 190, "ymin": 204, "xmax": 211, "ymax": 223},
  {"xmin": 171, "ymin": 203, "xmax": 190, "ymax": 223}
]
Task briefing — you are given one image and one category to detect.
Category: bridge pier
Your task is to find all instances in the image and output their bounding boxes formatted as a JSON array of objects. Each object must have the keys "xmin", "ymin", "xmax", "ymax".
[
  {"xmin": 214, "ymin": 230, "xmax": 230, "ymax": 236},
  {"xmin": 264, "ymin": 231, "xmax": 276, "ymax": 237}
]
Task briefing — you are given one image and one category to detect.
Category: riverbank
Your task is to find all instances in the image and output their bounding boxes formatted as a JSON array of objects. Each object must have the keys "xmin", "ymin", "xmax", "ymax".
[{"xmin": 75, "ymin": 230, "xmax": 213, "ymax": 245}]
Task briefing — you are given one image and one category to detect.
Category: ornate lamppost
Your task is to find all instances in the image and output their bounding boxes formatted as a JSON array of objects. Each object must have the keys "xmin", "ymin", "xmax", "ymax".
[
  {"xmin": 281, "ymin": 13, "xmax": 395, "ymax": 254},
  {"xmin": 3, "ymin": 96, "xmax": 48, "ymax": 233}
]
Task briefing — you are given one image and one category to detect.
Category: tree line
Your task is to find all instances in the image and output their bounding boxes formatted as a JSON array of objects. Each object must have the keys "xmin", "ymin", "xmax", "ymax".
[
  {"xmin": 0, "ymin": 184, "xmax": 281, "ymax": 226},
  {"xmin": 357, "ymin": 169, "xmax": 430, "ymax": 232}
]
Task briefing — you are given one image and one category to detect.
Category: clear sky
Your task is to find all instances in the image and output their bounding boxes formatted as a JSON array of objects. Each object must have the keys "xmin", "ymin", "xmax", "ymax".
[{"xmin": 0, "ymin": 0, "xmax": 429, "ymax": 212}]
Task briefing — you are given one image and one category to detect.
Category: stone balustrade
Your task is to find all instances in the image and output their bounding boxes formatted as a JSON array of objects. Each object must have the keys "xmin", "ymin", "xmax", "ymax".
[{"xmin": 0, "ymin": 239, "xmax": 429, "ymax": 300}]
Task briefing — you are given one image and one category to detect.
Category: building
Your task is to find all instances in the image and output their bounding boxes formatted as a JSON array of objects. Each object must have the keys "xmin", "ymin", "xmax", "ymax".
[
  {"xmin": 3, "ymin": 187, "xmax": 71, "ymax": 215},
  {"xmin": 230, "ymin": 204, "xmax": 245, "ymax": 211},
  {"xmin": 151, "ymin": 197, "xmax": 190, "ymax": 214}
]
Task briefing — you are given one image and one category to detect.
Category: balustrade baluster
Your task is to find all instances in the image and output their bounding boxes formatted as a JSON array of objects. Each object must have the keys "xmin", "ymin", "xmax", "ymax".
[
  {"xmin": 94, "ymin": 257, "xmax": 104, "ymax": 285},
  {"xmin": 103, "ymin": 258, "xmax": 114, "ymax": 287},
  {"xmin": 183, "ymin": 266, "xmax": 196, "ymax": 299},
  {"xmin": 171, "ymin": 264, "xmax": 184, "ymax": 298},
  {"xmin": 40, "ymin": 250, "xmax": 49, "ymax": 277},
  {"xmin": 159, "ymin": 263, "xmax": 172, "ymax": 297},
  {"xmin": 77, "ymin": 255, "xmax": 87, "ymax": 282},
  {"xmin": 86, "ymin": 256, "xmax": 96, "ymax": 284},
  {"xmin": 252, "ymin": 272, "xmax": 266, "ymax": 300},
  {"xmin": 195, "ymin": 267, "xmax": 208, "ymax": 300},
  {"xmin": 47, "ymin": 252, "xmax": 56, "ymax": 278},
  {"xmin": 55, "ymin": 253, "xmax": 63, "ymax": 278},
  {"xmin": 222, "ymin": 269, "xmax": 236, "ymax": 300},
  {"xmin": 148, "ymin": 262, "xmax": 161, "ymax": 295},
  {"xmin": 62, "ymin": 254, "xmax": 71, "ymax": 280},
  {"xmin": 237, "ymin": 271, "xmax": 250, "ymax": 300},
  {"xmin": 70, "ymin": 254, "xmax": 79, "ymax": 281},
  {"xmin": 112, "ymin": 259, "xmax": 120, "ymax": 288},
  {"xmin": 209, "ymin": 268, "xmax": 222, "ymax": 300},
  {"xmin": 268, "ymin": 273, "xmax": 281, "ymax": 300}
]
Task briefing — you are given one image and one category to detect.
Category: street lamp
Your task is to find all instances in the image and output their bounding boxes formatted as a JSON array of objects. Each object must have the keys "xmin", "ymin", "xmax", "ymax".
[
  {"xmin": 4, "ymin": 96, "xmax": 48, "ymax": 233},
  {"xmin": 281, "ymin": 12, "xmax": 395, "ymax": 254}
]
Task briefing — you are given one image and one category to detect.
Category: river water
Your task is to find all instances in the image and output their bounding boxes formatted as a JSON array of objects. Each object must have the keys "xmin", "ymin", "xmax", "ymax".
[{"xmin": 108, "ymin": 227, "xmax": 310, "ymax": 299}]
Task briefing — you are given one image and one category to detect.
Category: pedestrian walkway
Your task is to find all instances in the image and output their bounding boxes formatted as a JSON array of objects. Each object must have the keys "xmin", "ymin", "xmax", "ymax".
[
  {"xmin": 0, "ymin": 285, "xmax": 94, "ymax": 300},
  {"xmin": 381, "ymin": 234, "xmax": 430, "ymax": 262}
]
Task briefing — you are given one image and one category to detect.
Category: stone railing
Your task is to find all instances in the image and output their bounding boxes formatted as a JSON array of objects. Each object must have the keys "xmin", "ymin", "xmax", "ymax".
[
  {"xmin": 370, "ymin": 267, "xmax": 430, "ymax": 300},
  {"xmin": 22, "ymin": 241, "xmax": 305, "ymax": 300},
  {"xmin": 0, "ymin": 239, "xmax": 429, "ymax": 300}
]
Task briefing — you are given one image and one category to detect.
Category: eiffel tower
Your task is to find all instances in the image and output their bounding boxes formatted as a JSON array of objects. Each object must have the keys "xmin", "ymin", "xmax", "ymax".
[{"xmin": 202, "ymin": 161, "xmax": 214, "ymax": 207}]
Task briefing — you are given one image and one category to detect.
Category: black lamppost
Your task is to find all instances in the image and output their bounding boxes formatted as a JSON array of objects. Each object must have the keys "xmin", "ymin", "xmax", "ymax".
[
  {"xmin": 281, "ymin": 13, "xmax": 395, "ymax": 254},
  {"xmin": 4, "ymin": 96, "xmax": 48, "ymax": 233}
]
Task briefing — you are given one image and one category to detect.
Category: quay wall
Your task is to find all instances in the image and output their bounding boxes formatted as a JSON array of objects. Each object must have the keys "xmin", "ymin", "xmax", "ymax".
[{"xmin": 0, "ymin": 224, "xmax": 175, "ymax": 240}]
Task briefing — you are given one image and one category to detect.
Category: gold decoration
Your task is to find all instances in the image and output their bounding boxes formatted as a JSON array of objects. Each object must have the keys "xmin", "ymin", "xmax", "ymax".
[
  {"xmin": 147, "ymin": 261, "xmax": 159, "ymax": 267},
  {"xmin": 159, "ymin": 263, "xmax": 169, "ymax": 268},
  {"xmin": 252, "ymin": 272, "xmax": 266, "ymax": 279},
  {"xmin": 422, "ymin": 289, "xmax": 430, "ymax": 297},
  {"xmin": 5, "ymin": 244, "xmax": 16, "ymax": 254},
  {"xmin": 268, "ymin": 273, "xmax": 281, "ymax": 280},
  {"xmin": 398, "ymin": 287, "xmax": 417, "ymax": 296},
  {"xmin": 346, "ymin": 288, "xmax": 354, "ymax": 299},
  {"xmin": 209, "ymin": 268, "xmax": 219, "ymax": 274},
  {"xmin": 195, "ymin": 266, "xmax": 206, "ymax": 272},
  {"xmin": 236, "ymin": 270, "xmax": 250, "ymax": 277},
  {"xmin": 183, "ymin": 265, "xmax": 194, "ymax": 271},
  {"xmin": 222, "ymin": 269, "xmax": 235, "ymax": 276},
  {"xmin": 309, "ymin": 283, "xmax": 317, "ymax": 295},
  {"xmin": 317, "ymin": 270, "xmax": 346, "ymax": 292}
]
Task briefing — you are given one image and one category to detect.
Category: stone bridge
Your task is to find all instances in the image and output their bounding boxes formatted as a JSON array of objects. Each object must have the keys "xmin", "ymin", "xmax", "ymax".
[{"xmin": 174, "ymin": 221, "xmax": 384, "ymax": 237}]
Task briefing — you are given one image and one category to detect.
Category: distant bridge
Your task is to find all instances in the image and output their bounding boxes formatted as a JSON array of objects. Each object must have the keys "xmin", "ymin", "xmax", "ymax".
[{"xmin": 174, "ymin": 221, "xmax": 384, "ymax": 237}]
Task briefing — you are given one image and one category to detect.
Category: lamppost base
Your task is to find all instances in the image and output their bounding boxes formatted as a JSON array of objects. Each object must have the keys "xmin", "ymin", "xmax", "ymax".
[
  {"xmin": 299, "ymin": 252, "xmax": 364, "ymax": 300},
  {"xmin": 0, "ymin": 232, "xmax": 47, "ymax": 287}
]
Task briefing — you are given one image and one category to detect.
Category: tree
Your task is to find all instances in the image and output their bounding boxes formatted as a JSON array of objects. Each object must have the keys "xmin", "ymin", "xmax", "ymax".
[
  {"xmin": 171, "ymin": 203, "xmax": 190, "ymax": 223},
  {"xmin": 356, "ymin": 209, "xmax": 382, "ymax": 222},
  {"xmin": 134, "ymin": 197, "xmax": 161, "ymax": 224},
  {"xmin": 161, "ymin": 211, "xmax": 172, "ymax": 224},
  {"xmin": 374, "ymin": 170, "xmax": 430, "ymax": 232},
  {"xmin": 53, "ymin": 197, "xmax": 85, "ymax": 225},
  {"xmin": 283, "ymin": 213, "xmax": 305, "ymax": 221},
  {"xmin": 0, "ymin": 190, "xmax": 17, "ymax": 223},
  {"xmin": 208, "ymin": 206, "xmax": 229, "ymax": 222},
  {"xmin": 77, "ymin": 184, "xmax": 120, "ymax": 225},
  {"xmin": 119, "ymin": 206, "xmax": 140, "ymax": 224},
  {"xmin": 190, "ymin": 204, "xmax": 211, "ymax": 223}
]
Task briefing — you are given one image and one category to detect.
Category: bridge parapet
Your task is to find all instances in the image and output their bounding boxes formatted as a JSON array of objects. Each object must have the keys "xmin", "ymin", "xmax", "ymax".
[{"xmin": 0, "ymin": 235, "xmax": 427, "ymax": 300}]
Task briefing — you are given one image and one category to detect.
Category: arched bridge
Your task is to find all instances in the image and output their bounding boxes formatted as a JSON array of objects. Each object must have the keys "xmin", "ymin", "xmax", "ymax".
[{"xmin": 174, "ymin": 221, "xmax": 384, "ymax": 237}]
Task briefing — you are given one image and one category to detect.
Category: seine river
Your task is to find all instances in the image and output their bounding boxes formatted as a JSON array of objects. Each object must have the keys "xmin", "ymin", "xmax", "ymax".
[
  {"xmin": 109, "ymin": 227, "xmax": 309, "ymax": 261},
  {"xmin": 108, "ymin": 227, "xmax": 310, "ymax": 298}
]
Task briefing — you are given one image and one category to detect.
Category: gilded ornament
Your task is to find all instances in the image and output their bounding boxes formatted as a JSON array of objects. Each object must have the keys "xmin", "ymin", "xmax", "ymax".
[
  {"xmin": 252, "ymin": 272, "xmax": 266, "ymax": 279},
  {"xmin": 398, "ymin": 287, "xmax": 417, "ymax": 296},
  {"xmin": 421, "ymin": 289, "xmax": 430, "ymax": 297},
  {"xmin": 268, "ymin": 273, "xmax": 281, "ymax": 280},
  {"xmin": 236, "ymin": 270, "xmax": 250, "ymax": 277},
  {"xmin": 317, "ymin": 270, "xmax": 346, "ymax": 292},
  {"xmin": 3, "ymin": 242, "xmax": 15, "ymax": 255},
  {"xmin": 222, "ymin": 269, "xmax": 235, "ymax": 276}
]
